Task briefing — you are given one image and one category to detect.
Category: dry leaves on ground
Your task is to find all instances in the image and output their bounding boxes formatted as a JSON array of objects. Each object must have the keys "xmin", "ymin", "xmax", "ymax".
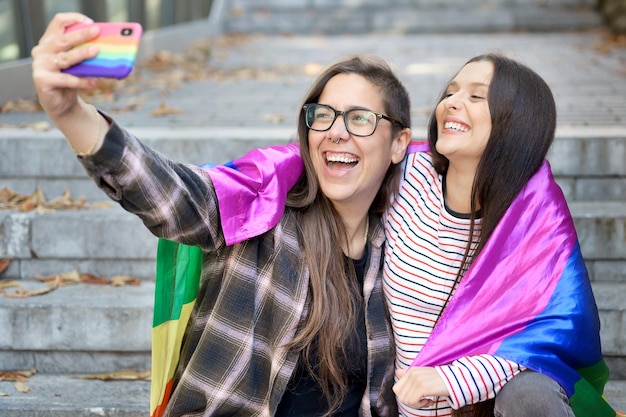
[
  {"xmin": 0, "ymin": 259, "xmax": 10, "ymax": 276},
  {"xmin": 1, "ymin": 270, "xmax": 141, "ymax": 299},
  {"xmin": 0, "ymin": 121, "xmax": 53, "ymax": 131},
  {"xmin": 0, "ymin": 187, "xmax": 111, "ymax": 213},
  {"xmin": 0, "ymin": 369, "xmax": 37, "ymax": 397},
  {"xmin": 14, "ymin": 382, "xmax": 29, "ymax": 393},
  {"xmin": 0, "ymin": 369, "xmax": 36, "ymax": 382},
  {"xmin": 592, "ymin": 32, "xmax": 626, "ymax": 55},
  {"xmin": 71, "ymin": 369, "xmax": 151, "ymax": 381},
  {"xmin": 0, "ymin": 369, "xmax": 37, "ymax": 396},
  {"xmin": 149, "ymin": 100, "xmax": 182, "ymax": 117},
  {"xmin": 0, "ymin": 99, "xmax": 42, "ymax": 113},
  {"xmin": 1, "ymin": 34, "xmax": 324, "ymax": 122},
  {"xmin": 0, "ymin": 279, "xmax": 20, "ymax": 291}
]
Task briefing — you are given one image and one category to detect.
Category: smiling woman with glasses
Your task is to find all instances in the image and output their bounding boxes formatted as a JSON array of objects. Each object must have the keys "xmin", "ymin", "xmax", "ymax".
[
  {"xmin": 302, "ymin": 103, "xmax": 404, "ymax": 137},
  {"xmin": 32, "ymin": 14, "xmax": 412, "ymax": 416}
]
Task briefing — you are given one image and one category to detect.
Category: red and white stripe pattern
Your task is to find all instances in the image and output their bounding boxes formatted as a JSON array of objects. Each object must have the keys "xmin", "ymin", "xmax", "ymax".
[{"xmin": 383, "ymin": 152, "xmax": 522, "ymax": 416}]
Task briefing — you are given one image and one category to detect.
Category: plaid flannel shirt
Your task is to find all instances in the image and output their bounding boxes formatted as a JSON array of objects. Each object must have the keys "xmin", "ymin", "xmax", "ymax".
[{"xmin": 79, "ymin": 117, "xmax": 398, "ymax": 417}]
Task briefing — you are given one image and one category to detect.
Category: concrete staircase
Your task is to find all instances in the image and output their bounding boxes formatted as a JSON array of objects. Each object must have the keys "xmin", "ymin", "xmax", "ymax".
[
  {"xmin": 1, "ymin": 129, "xmax": 625, "ymax": 414},
  {"xmin": 219, "ymin": 0, "xmax": 603, "ymax": 35},
  {"xmin": 0, "ymin": 134, "xmax": 292, "ymax": 416},
  {"xmin": 2, "ymin": 0, "xmax": 626, "ymax": 414}
]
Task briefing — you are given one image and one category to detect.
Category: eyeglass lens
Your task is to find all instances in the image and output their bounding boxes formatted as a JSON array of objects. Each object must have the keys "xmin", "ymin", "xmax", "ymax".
[{"xmin": 305, "ymin": 104, "xmax": 380, "ymax": 137}]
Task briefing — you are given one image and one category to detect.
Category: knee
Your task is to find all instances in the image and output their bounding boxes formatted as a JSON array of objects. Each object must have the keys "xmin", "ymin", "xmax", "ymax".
[{"xmin": 494, "ymin": 371, "xmax": 573, "ymax": 417}]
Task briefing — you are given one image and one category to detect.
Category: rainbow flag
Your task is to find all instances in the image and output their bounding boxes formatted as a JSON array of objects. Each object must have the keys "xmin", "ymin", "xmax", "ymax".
[{"xmin": 150, "ymin": 240, "xmax": 202, "ymax": 417}]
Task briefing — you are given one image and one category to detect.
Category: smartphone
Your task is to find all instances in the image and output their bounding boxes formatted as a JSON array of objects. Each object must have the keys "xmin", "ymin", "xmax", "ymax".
[{"xmin": 62, "ymin": 22, "xmax": 143, "ymax": 79}]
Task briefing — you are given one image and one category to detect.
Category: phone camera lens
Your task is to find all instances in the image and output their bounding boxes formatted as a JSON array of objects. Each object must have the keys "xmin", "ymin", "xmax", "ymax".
[{"xmin": 121, "ymin": 28, "xmax": 133, "ymax": 36}]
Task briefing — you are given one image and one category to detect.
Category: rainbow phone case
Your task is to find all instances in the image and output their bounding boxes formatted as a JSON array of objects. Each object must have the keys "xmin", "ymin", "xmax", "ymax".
[{"xmin": 62, "ymin": 22, "xmax": 142, "ymax": 79}]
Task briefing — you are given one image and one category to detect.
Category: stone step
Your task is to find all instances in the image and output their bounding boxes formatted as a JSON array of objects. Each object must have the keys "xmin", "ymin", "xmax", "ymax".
[
  {"xmin": 0, "ymin": 129, "xmax": 293, "ymax": 203},
  {"xmin": 0, "ymin": 277, "xmax": 624, "ymax": 372},
  {"xmin": 0, "ymin": 375, "xmax": 622, "ymax": 416},
  {"xmin": 2, "ymin": 201, "xmax": 624, "ymax": 282},
  {"xmin": 1, "ymin": 129, "xmax": 625, "ymax": 203},
  {"xmin": 220, "ymin": 0, "xmax": 603, "ymax": 34},
  {"xmin": 0, "ymin": 375, "xmax": 149, "ymax": 417},
  {"xmin": 0, "ymin": 206, "xmax": 158, "ymax": 281},
  {"xmin": 0, "ymin": 281, "xmax": 153, "ymax": 374}
]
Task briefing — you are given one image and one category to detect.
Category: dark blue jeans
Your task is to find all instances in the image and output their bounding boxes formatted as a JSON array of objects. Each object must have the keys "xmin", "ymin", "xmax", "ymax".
[{"xmin": 494, "ymin": 370, "xmax": 574, "ymax": 417}]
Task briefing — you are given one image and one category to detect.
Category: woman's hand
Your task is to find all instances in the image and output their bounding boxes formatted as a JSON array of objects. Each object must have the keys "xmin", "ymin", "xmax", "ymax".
[
  {"xmin": 31, "ymin": 12, "xmax": 100, "ymax": 120},
  {"xmin": 393, "ymin": 366, "xmax": 449, "ymax": 409},
  {"xmin": 31, "ymin": 13, "xmax": 109, "ymax": 155}
]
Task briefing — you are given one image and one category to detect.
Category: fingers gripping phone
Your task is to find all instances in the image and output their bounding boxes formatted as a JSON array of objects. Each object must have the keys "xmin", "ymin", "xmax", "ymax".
[{"xmin": 62, "ymin": 22, "xmax": 143, "ymax": 79}]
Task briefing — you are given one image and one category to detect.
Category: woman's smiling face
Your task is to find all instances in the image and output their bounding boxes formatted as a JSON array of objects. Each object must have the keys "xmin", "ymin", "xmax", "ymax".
[
  {"xmin": 435, "ymin": 60, "xmax": 494, "ymax": 171},
  {"xmin": 307, "ymin": 72, "xmax": 407, "ymax": 212}
]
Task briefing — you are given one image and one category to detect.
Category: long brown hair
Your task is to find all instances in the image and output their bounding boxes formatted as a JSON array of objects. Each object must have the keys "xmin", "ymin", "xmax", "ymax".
[
  {"xmin": 285, "ymin": 55, "xmax": 410, "ymax": 415},
  {"xmin": 428, "ymin": 53, "xmax": 557, "ymax": 416}
]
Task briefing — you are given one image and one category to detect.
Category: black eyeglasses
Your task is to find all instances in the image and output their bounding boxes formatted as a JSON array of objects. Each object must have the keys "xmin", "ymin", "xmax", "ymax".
[{"xmin": 302, "ymin": 103, "xmax": 403, "ymax": 137}]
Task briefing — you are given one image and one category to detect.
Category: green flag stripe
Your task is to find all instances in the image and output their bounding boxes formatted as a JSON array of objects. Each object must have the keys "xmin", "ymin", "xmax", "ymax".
[
  {"xmin": 153, "ymin": 238, "xmax": 203, "ymax": 327},
  {"xmin": 570, "ymin": 359, "xmax": 616, "ymax": 416}
]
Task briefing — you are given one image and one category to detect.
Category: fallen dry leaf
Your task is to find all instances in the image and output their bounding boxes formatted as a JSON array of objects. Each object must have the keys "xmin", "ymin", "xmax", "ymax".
[
  {"xmin": 26, "ymin": 121, "xmax": 53, "ymax": 131},
  {"xmin": 0, "ymin": 187, "xmax": 110, "ymax": 212},
  {"xmin": 71, "ymin": 369, "xmax": 151, "ymax": 381},
  {"xmin": 34, "ymin": 270, "xmax": 81, "ymax": 287},
  {"xmin": 0, "ymin": 98, "xmax": 42, "ymax": 113},
  {"xmin": 0, "ymin": 369, "xmax": 36, "ymax": 382},
  {"xmin": 110, "ymin": 275, "xmax": 141, "ymax": 287},
  {"xmin": 14, "ymin": 382, "xmax": 29, "ymax": 393},
  {"xmin": 150, "ymin": 100, "xmax": 183, "ymax": 117},
  {"xmin": 46, "ymin": 190, "xmax": 87, "ymax": 210},
  {"xmin": 0, "ymin": 279, "xmax": 21, "ymax": 291},
  {"xmin": 263, "ymin": 113, "xmax": 285, "ymax": 124},
  {"xmin": 4, "ymin": 285, "xmax": 56, "ymax": 299},
  {"xmin": 80, "ymin": 273, "xmax": 110, "ymax": 285},
  {"xmin": 0, "ymin": 259, "xmax": 10, "ymax": 276}
]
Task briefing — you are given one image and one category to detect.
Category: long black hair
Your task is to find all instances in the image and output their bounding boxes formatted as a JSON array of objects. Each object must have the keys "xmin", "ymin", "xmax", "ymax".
[{"xmin": 428, "ymin": 53, "xmax": 557, "ymax": 417}]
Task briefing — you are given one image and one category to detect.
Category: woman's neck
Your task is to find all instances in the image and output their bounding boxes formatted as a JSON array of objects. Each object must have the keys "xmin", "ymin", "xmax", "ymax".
[
  {"xmin": 338, "ymin": 209, "xmax": 370, "ymax": 260},
  {"xmin": 444, "ymin": 166, "xmax": 477, "ymax": 214}
]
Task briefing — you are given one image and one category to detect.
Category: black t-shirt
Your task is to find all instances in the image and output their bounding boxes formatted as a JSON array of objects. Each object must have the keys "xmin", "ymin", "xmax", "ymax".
[{"xmin": 275, "ymin": 245, "xmax": 370, "ymax": 416}]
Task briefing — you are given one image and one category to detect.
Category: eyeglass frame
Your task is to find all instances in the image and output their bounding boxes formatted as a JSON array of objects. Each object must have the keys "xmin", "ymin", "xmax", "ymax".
[{"xmin": 302, "ymin": 103, "xmax": 404, "ymax": 137}]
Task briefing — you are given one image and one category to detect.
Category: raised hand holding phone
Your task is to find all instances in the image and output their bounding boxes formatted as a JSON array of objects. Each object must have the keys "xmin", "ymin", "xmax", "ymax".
[{"xmin": 62, "ymin": 22, "xmax": 142, "ymax": 79}]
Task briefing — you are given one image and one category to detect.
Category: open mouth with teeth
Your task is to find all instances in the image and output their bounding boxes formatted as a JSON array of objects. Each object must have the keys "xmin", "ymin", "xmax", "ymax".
[
  {"xmin": 324, "ymin": 152, "xmax": 359, "ymax": 170},
  {"xmin": 444, "ymin": 121, "xmax": 469, "ymax": 132}
]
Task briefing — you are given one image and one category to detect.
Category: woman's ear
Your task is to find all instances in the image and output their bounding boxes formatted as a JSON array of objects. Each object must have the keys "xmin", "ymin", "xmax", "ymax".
[{"xmin": 391, "ymin": 128, "xmax": 412, "ymax": 164}]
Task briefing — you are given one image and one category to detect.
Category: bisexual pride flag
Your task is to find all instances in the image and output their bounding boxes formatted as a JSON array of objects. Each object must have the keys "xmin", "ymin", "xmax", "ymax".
[{"xmin": 409, "ymin": 160, "xmax": 622, "ymax": 416}]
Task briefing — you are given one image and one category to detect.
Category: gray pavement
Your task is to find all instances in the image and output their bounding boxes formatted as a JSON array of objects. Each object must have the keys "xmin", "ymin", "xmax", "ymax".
[{"xmin": 1, "ymin": 29, "xmax": 625, "ymax": 138}]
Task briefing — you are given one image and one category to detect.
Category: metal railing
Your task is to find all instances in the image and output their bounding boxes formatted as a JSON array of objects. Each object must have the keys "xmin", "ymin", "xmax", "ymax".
[{"xmin": 2, "ymin": 0, "xmax": 213, "ymax": 64}]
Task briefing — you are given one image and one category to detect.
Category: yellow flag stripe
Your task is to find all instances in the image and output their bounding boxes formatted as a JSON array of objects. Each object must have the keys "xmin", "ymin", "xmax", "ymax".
[{"xmin": 150, "ymin": 300, "xmax": 196, "ymax": 416}]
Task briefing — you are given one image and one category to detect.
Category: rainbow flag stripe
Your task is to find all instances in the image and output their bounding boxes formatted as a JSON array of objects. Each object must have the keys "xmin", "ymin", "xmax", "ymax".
[{"xmin": 150, "ymin": 240, "xmax": 202, "ymax": 417}]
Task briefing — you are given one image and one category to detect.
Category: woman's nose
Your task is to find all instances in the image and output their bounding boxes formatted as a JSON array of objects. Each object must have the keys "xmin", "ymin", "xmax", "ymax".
[
  {"xmin": 328, "ymin": 113, "xmax": 350, "ymax": 138},
  {"xmin": 444, "ymin": 94, "xmax": 461, "ymax": 110}
]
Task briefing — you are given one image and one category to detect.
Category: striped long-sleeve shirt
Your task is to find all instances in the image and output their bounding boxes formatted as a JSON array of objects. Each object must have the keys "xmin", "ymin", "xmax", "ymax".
[{"xmin": 383, "ymin": 152, "xmax": 524, "ymax": 416}]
